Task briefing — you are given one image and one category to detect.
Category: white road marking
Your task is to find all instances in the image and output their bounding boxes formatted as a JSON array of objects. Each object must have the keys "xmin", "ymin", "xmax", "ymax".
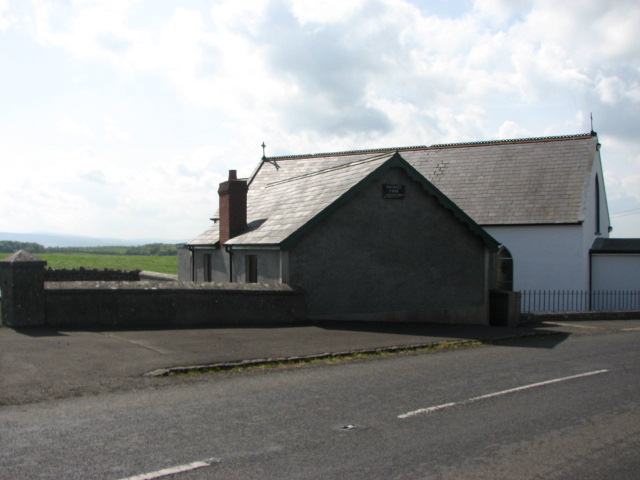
[
  {"xmin": 398, "ymin": 369, "xmax": 609, "ymax": 419},
  {"xmin": 622, "ymin": 327, "xmax": 640, "ymax": 331},
  {"xmin": 118, "ymin": 458, "xmax": 219, "ymax": 480},
  {"xmin": 548, "ymin": 322, "xmax": 599, "ymax": 329}
]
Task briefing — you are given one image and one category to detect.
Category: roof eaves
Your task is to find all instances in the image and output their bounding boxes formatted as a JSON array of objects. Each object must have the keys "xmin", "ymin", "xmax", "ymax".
[
  {"xmin": 223, "ymin": 242, "xmax": 281, "ymax": 249},
  {"xmin": 481, "ymin": 222, "xmax": 583, "ymax": 227},
  {"xmin": 187, "ymin": 242, "xmax": 220, "ymax": 249}
]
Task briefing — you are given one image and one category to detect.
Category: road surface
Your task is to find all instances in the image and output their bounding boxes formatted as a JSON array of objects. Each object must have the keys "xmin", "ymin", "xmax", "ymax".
[{"xmin": 1, "ymin": 327, "xmax": 638, "ymax": 479}]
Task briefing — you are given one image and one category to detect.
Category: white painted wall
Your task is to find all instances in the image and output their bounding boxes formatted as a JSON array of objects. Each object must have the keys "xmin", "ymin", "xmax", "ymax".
[
  {"xmin": 485, "ymin": 225, "xmax": 587, "ymax": 291},
  {"xmin": 592, "ymin": 254, "xmax": 640, "ymax": 290}
]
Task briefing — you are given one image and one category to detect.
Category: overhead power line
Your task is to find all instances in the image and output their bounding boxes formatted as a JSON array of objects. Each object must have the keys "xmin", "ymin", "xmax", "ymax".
[{"xmin": 611, "ymin": 207, "xmax": 640, "ymax": 218}]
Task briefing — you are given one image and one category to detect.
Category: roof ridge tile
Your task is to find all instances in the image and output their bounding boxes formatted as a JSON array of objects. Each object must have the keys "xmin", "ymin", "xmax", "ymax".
[{"xmin": 261, "ymin": 133, "xmax": 595, "ymax": 160}]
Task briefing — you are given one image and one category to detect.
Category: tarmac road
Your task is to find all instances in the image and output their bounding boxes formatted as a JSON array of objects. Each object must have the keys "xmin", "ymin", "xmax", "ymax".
[
  {"xmin": 0, "ymin": 320, "xmax": 576, "ymax": 406},
  {"xmin": 1, "ymin": 320, "xmax": 639, "ymax": 479}
]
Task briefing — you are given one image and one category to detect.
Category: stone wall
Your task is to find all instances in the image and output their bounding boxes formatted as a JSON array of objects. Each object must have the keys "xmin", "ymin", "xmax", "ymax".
[
  {"xmin": 520, "ymin": 310, "xmax": 640, "ymax": 323},
  {"xmin": 45, "ymin": 267, "xmax": 141, "ymax": 282},
  {"xmin": 45, "ymin": 281, "xmax": 306, "ymax": 328},
  {"xmin": 0, "ymin": 251, "xmax": 46, "ymax": 327},
  {"xmin": 1, "ymin": 251, "xmax": 306, "ymax": 328}
]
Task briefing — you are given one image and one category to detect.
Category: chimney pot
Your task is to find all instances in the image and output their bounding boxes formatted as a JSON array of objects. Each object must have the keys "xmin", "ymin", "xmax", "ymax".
[{"xmin": 228, "ymin": 170, "xmax": 237, "ymax": 180}]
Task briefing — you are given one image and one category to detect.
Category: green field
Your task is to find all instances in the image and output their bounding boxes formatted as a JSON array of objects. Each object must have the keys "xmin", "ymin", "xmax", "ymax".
[{"xmin": 0, "ymin": 253, "xmax": 178, "ymax": 275}]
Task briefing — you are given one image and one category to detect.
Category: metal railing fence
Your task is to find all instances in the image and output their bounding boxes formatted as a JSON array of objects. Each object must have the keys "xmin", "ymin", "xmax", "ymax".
[{"xmin": 520, "ymin": 290, "xmax": 640, "ymax": 313}]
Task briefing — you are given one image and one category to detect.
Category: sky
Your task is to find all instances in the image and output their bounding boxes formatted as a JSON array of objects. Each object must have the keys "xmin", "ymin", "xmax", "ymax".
[{"xmin": 1, "ymin": 0, "xmax": 639, "ymax": 242}]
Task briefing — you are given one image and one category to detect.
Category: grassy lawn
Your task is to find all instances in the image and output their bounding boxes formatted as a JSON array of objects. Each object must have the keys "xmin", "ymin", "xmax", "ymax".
[{"xmin": 0, "ymin": 253, "xmax": 178, "ymax": 275}]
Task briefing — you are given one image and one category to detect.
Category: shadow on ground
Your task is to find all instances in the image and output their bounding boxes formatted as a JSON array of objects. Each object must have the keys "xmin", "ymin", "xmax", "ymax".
[
  {"xmin": 314, "ymin": 320, "xmax": 570, "ymax": 349},
  {"xmin": 11, "ymin": 328, "xmax": 68, "ymax": 337}
]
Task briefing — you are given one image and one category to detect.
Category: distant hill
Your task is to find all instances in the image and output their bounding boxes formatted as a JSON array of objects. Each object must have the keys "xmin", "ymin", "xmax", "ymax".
[{"xmin": 0, "ymin": 232, "xmax": 186, "ymax": 248}]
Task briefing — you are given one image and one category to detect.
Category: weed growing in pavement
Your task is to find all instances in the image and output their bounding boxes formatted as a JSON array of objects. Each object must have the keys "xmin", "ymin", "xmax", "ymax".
[
  {"xmin": 160, "ymin": 333, "xmax": 564, "ymax": 377},
  {"xmin": 165, "ymin": 339, "xmax": 488, "ymax": 376}
]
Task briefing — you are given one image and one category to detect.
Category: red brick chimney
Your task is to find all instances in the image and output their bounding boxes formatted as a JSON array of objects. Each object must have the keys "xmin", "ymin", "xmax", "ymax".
[{"xmin": 218, "ymin": 170, "xmax": 248, "ymax": 245}]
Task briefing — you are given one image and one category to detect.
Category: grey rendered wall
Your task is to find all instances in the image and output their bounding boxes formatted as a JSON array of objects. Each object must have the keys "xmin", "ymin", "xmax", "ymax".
[
  {"xmin": 211, "ymin": 249, "xmax": 229, "ymax": 282},
  {"xmin": 177, "ymin": 247, "xmax": 191, "ymax": 281},
  {"xmin": 190, "ymin": 248, "xmax": 229, "ymax": 282},
  {"xmin": 233, "ymin": 249, "xmax": 283, "ymax": 283},
  {"xmin": 289, "ymin": 167, "xmax": 490, "ymax": 324},
  {"xmin": 189, "ymin": 247, "xmax": 284, "ymax": 284}
]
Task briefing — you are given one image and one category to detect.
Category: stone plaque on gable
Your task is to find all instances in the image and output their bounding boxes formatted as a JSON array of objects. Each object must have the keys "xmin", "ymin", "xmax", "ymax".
[{"xmin": 382, "ymin": 184, "xmax": 405, "ymax": 199}]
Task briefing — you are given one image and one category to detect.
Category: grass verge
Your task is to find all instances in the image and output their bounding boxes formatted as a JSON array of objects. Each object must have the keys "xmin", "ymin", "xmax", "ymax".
[
  {"xmin": 146, "ymin": 334, "xmax": 560, "ymax": 377},
  {"xmin": 0, "ymin": 252, "xmax": 178, "ymax": 275}
]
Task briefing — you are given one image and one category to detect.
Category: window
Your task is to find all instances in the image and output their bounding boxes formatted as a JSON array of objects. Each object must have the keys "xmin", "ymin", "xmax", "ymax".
[
  {"xmin": 246, "ymin": 255, "xmax": 258, "ymax": 283},
  {"xmin": 496, "ymin": 247, "xmax": 513, "ymax": 291},
  {"xmin": 203, "ymin": 254, "xmax": 212, "ymax": 282}
]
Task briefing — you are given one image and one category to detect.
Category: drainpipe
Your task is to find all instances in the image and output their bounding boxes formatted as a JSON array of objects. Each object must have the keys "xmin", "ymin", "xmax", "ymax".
[
  {"xmin": 225, "ymin": 245, "xmax": 234, "ymax": 282},
  {"xmin": 588, "ymin": 249, "xmax": 593, "ymax": 311}
]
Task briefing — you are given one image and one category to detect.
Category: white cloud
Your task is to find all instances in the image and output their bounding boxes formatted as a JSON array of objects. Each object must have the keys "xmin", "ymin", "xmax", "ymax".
[
  {"xmin": 288, "ymin": 0, "xmax": 365, "ymax": 24},
  {"xmin": 26, "ymin": 0, "xmax": 637, "ymax": 143},
  {"xmin": 79, "ymin": 169, "xmax": 107, "ymax": 185},
  {"xmin": 103, "ymin": 116, "xmax": 131, "ymax": 141},
  {"xmin": 1, "ymin": 0, "xmax": 639, "ymax": 238},
  {"xmin": 620, "ymin": 175, "xmax": 640, "ymax": 202},
  {"xmin": 497, "ymin": 121, "xmax": 530, "ymax": 140},
  {"xmin": 57, "ymin": 117, "xmax": 94, "ymax": 138},
  {"xmin": 32, "ymin": 0, "xmax": 131, "ymax": 58},
  {"xmin": 605, "ymin": 165, "xmax": 640, "ymax": 238},
  {"xmin": 25, "ymin": 0, "xmax": 640, "ymax": 135},
  {"xmin": 472, "ymin": 0, "xmax": 532, "ymax": 26},
  {"xmin": 605, "ymin": 149, "xmax": 640, "ymax": 200},
  {"xmin": 0, "ymin": 0, "xmax": 15, "ymax": 30},
  {"xmin": 595, "ymin": 74, "xmax": 640, "ymax": 104}
]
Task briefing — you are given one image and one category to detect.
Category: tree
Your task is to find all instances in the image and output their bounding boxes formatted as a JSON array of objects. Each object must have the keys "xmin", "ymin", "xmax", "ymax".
[{"xmin": 0, "ymin": 241, "xmax": 46, "ymax": 254}]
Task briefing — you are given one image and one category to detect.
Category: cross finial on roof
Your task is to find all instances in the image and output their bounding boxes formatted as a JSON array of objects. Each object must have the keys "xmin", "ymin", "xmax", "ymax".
[{"xmin": 261, "ymin": 141, "xmax": 280, "ymax": 170}]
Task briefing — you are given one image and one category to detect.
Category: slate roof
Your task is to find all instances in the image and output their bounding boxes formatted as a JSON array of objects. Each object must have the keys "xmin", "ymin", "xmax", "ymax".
[
  {"xmin": 229, "ymin": 152, "xmax": 393, "ymax": 246},
  {"xmin": 412, "ymin": 134, "xmax": 600, "ymax": 225},
  {"xmin": 189, "ymin": 133, "xmax": 600, "ymax": 247},
  {"xmin": 189, "ymin": 152, "xmax": 498, "ymax": 249},
  {"xmin": 188, "ymin": 223, "xmax": 219, "ymax": 247},
  {"xmin": 591, "ymin": 238, "xmax": 640, "ymax": 254}
]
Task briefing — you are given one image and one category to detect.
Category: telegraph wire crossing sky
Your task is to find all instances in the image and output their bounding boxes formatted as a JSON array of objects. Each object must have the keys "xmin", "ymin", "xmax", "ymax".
[{"xmin": 0, "ymin": 0, "xmax": 638, "ymax": 241}]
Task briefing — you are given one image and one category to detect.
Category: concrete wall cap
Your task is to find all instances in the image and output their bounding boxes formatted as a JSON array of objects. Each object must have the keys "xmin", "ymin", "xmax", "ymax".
[
  {"xmin": 0, "ymin": 250, "xmax": 47, "ymax": 266},
  {"xmin": 45, "ymin": 280, "xmax": 304, "ymax": 293}
]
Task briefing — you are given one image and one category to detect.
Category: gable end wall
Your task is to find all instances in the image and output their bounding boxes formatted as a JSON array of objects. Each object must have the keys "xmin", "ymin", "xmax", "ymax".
[{"xmin": 288, "ymin": 167, "xmax": 492, "ymax": 324}]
